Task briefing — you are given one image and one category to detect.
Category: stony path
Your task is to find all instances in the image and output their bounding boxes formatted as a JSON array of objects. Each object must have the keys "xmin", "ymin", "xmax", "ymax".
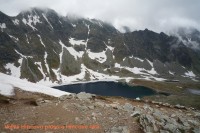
[{"xmin": 0, "ymin": 91, "xmax": 200, "ymax": 133}]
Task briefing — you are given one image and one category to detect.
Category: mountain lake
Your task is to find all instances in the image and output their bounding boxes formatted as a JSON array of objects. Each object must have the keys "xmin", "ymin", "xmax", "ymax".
[{"xmin": 53, "ymin": 81, "xmax": 157, "ymax": 99}]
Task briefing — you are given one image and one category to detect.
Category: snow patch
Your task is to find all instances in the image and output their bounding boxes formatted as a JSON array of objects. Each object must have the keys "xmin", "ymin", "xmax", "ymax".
[
  {"xmin": 44, "ymin": 52, "xmax": 50, "ymax": 75},
  {"xmin": 147, "ymin": 68, "xmax": 158, "ymax": 75},
  {"xmin": 0, "ymin": 73, "xmax": 69, "ymax": 97},
  {"xmin": 59, "ymin": 40, "xmax": 66, "ymax": 49},
  {"xmin": 123, "ymin": 57, "xmax": 126, "ymax": 61},
  {"xmin": 0, "ymin": 83, "xmax": 14, "ymax": 96},
  {"xmin": 184, "ymin": 71, "xmax": 196, "ymax": 77},
  {"xmin": 45, "ymin": 64, "xmax": 86, "ymax": 86},
  {"xmin": 38, "ymin": 62, "xmax": 164, "ymax": 87},
  {"xmin": 115, "ymin": 63, "xmax": 147, "ymax": 75},
  {"xmin": 115, "ymin": 63, "xmax": 157, "ymax": 75},
  {"xmin": 8, "ymin": 34, "xmax": 19, "ymax": 42},
  {"xmin": 15, "ymin": 50, "xmax": 32, "ymax": 59},
  {"xmin": 34, "ymin": 62, "xmax": 45, "ymax": 78},
  {"xmin": 39, "ymin": 64, "xmax": 126, "ymax": 87},
  {"xmin": 182, "ymin": 66, "xmax": 186, "ymax": 69},
  {"xmin": 58, "ymin": 46, "xmax": 64, "ymax": 66},
  {"xmin": 12, "ymin": 19, "xmax": 19, "ymax": 25},
  {"xmin": 22, "ymin": 18, "xmax": 27, "ymax": 24},
  {"xmin": 22, "ymin": 18, "xmax": 37, "ymax": 30},
  {"xmin": 169, "ymin": 71, "xmax": 175, "ymax": 75},
  {"xmin": 56, "ymin": 40, "xmax": 84, "ymax": 81},
  {"xmin": 22, "ymin": 15, "xmax": 41, "ymax": 31},
  {"xmin": 0, "ymin": 23, "xmax": 6, "ymax": 31},
  {"xmin": 106, "ymin": 45, "xmax": 115, "ymax": 52},
  {"xmin": 4, "ymin": 56, "xmax": 23, "ymax": 78},
  {"xmin": 25, "ymin": 34, "xmax": 29, "ymax": 44},
  {"xmin": 37, "ymin": 35, "xmax": 45, "ymax": 47},
  {"xmin": 59, "ymin": 40, "xmax": 84, "ymax": 60},
  {"xmin": 98, "ymin": 21, "xmax": 103, "ymax": 27},
  {"xmin": 85, "ymin": 24, "xmax": 90, "ymax": 47},
  {"xmin": 81, "ymin": 64, "xmax": 120, "ymax": 81},
  {"xmin": 57, "ymin": 40, "xmax": 71, "ymax": 80},
  {"xmin": 125, "ymin": 77, "xmax": 134, "ymax": 83},
  {"xmin": 115, "ymin": 63, "xmax": 121, "ymax": 68},
  {"xmin": 142, "ymin": 75, "xmax": 166, "ymax": 81},
  {"xmin": 59, "ymin": 20, "xmax": 62, "ymax": 24},
  {"xmin": 31, "ymin": 15, "xmax": 41, "ymax": 25},
  {"xmin": 135, "ymin": 57, "xmax": 144, "ymax": 62},
  {"xmin": 57, "ymin": 41, "xmax": 64, "ymax": 77},
  {"xmin": 104, "ymin": 42, "xmax": 114, "ymax": 52},
  {"xmin": 125, "ymin": 67, "xmax": 147, "ymax": 75},
  {"xmin": 88, "ymin": 50, "xmax": 107, "ymax": 63},
  {"xmin": 4, "ymin": 62, "xmax": 21, "ymax": 78},
  {"xmin": 144, "ymin": 60, "xmax": 158, "ymax": 75},
  {"xmin": 147, "ymin": 59, "xmax": 153, "ymax": 67},
  {"xmin": 130, "ymin": 66, "xmax": 157, "ymax": 75},
  {"xmin": 108, "ymin": 39, "xmax": 112, "ymax": 44},
  {"xmin": 71, "ymin": 23, "xmax": 76, "ymax": 27},
  {"xmin": 42, "ymin": 13, "xmax": 53, "ymax": 29},
  {"xmin": 69, "ymin": 38, "xmax": 86, "ymax": 46},
  {"xmin": 65, "ymin": 47, "xmax": 84, "ymax": 60}
]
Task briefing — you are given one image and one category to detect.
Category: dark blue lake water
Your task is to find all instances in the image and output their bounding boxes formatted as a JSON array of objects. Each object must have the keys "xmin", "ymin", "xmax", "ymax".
[{"xmin": 53, "ymin": 81, "xmax": 157, "ymax": 99}]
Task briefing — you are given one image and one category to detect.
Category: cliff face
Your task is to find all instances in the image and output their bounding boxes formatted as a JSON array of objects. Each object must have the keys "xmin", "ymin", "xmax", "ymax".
[{"xmin": 0, "ymin": 8, "xmax": 200, "ymax": 85}]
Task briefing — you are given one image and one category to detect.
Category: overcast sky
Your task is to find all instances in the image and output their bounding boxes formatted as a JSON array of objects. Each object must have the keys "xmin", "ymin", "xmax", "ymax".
[{"xmin": 0, "ymin": 0, "xmax": 200, "ymax": 33}]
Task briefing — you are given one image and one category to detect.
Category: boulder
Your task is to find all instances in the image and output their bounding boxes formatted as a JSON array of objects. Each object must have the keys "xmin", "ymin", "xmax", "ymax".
[
  {"xmin": 58, "ymin": 94, "xmax": 74, "ymax": 101},
  {"xmin": 130, "ymin": 111, "xmax": 140, "ymax": 117},
  {"xmin": 123, "ymin": 103, "xmax": 134, "ymax": 112},
  {"xmin": 106, "ymin": 126, "xmax": 130, "ymax": 133},
  {"xmin": 76, "ymin": 92, "xmax": 95, "ymax": 100}
]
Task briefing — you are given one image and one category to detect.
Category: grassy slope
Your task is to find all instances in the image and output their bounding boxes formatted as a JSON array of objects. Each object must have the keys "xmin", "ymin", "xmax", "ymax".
[{"xmin": 131, "ymin": 79, "xmax": 200, "ymax": 109}]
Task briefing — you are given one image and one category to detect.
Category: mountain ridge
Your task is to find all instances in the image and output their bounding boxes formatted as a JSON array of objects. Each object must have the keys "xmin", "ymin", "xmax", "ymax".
[{"xmin": 0, "ymin": 8, "xmax": 200, "ymax": 85}]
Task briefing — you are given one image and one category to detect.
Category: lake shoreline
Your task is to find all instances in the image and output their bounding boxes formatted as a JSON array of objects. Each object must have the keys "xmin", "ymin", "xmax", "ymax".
[{"xmin": 53, "ymin": 81, "xmax": 157, "ymax": 99}]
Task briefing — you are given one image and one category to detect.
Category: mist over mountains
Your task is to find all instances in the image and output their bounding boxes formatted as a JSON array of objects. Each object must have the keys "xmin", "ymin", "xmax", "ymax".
[
  {"xmin": 0, "ymin": 8, "xmax": 200, "ymax": 85},
  {"xmin": 1, "ymin": 0, "xmax": 200, "ymax": 33}
]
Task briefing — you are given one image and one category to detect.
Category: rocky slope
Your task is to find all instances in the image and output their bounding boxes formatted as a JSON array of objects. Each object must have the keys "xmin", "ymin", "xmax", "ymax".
[
  {"xmin": 0, "ymin": 8, "xmax": 200, "ymax": 85},
  {"xmin": 0, "ymin": 90, "xmax": 200, "ymax": 133}
]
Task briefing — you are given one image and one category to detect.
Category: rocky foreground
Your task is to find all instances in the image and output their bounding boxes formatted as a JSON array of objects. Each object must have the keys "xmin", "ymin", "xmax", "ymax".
[{"xmin": 0, "ymin": 89, "xmax": 200, "ymax": 133}]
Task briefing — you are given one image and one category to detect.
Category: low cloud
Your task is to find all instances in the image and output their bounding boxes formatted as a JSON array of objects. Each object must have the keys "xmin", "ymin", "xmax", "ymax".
[{"xmin": 0, "ymin": 0, "xmax": 200, "ymax": 33}]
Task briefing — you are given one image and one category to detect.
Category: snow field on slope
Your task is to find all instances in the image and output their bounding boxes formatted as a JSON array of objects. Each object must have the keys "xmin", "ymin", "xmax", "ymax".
[{"xmin": 0, "ymin": 73, "xmax": 70, "ymax": 97}]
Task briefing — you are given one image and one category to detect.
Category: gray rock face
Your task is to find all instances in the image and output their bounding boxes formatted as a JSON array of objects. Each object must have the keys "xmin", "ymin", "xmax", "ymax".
[
  {"xmin": 138, "ymin": 104, "xmax": 200, "ymax": 133},
  {"xmin": 58, "ymin": 94, "xmax": 74, "ymax": 101},
  {"xmin": 193, "ymin": 128, "xmax": 200, "ymax": 133},
  {"xmin": 160, "ymin": 130, "xmax": 170, "ymax": 133},
  {"xmin": 73, "ymin": 103, "xmax": 88, "ymax": 111},
  {"xmin": 123, "ymin": 103, "xmax": 134, "ymax": 112},
  {"xmin": 76, "ymin": 92, "xmax": 94, "ymax": 100},
  {"xmin": 20, "ymin": 58, "xmax": 43, "ymax": 82},
  {"xmin": 130, "ymin": 111, "xmax": 140, "ymax": 117},
  {"xmin": 175, "ymin": 104, "xmax": 186, "ymax": 109},
  {"xmin": 60, "ymin": 48, "xmax": 81, "ymax": 76},
  {"xmin": 106, "ymin": 126, "xmax": 130, "ymax": 133},
  {"xmin": 95, "ymin": 101, "xmax": 105, "ymax": 108},
  {"xmin": 104, "ymin": 49, "xmax": 115, "ymax": 67},
  {"xmin": 88, "ymin": 105, "xmax": 95, "ymax": 109},
  {"xmin": 109, "ymin": 103, "xmax": 122, "ymax": 110},
  {"xmin": 153, "ymin": 60, "xmax": 169, "ymax": 74},
  {"xmin": 0, "ymin": 8, "xmax": 200, "ymax": 83}
]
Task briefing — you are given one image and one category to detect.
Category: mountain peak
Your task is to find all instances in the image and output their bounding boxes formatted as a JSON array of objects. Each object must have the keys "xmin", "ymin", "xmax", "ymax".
[
  {"xmin": 0, "ymin": 8, "xmax": 200, "ymax": 85},
  {"xmin": 18, "ymin": 7, "xmax": 58, "ymax": 17}
]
